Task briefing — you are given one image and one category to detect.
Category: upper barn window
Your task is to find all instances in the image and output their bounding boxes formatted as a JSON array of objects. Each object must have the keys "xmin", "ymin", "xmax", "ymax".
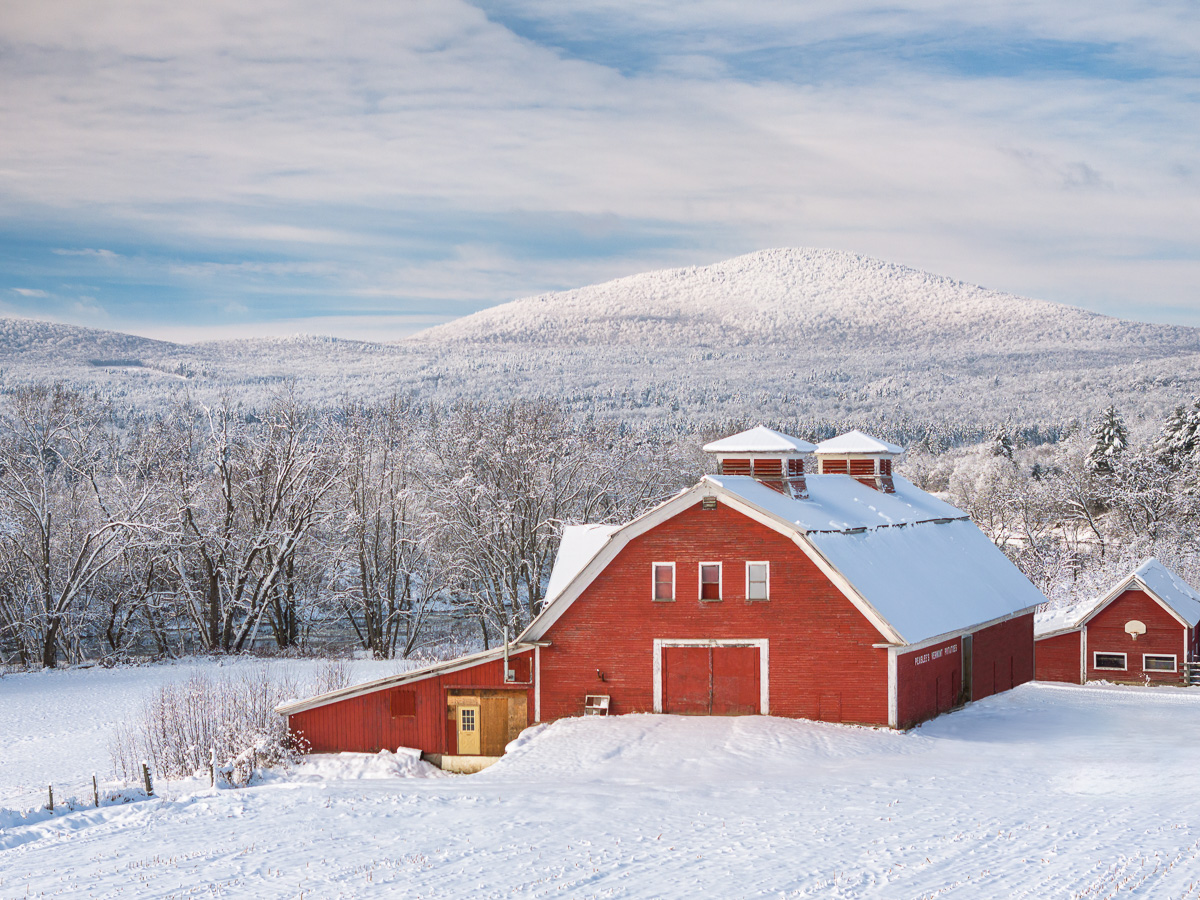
[
  {"xmin": 652, "ymin": 563, "xmax": 675, "ymax": 601},
  {"xmin": 699, "ymin": 563, "xmax": 722, "ymax": 601},
  {"xmin": 746, "ymin": 562, "xmax": 770, "ymax": 600}
]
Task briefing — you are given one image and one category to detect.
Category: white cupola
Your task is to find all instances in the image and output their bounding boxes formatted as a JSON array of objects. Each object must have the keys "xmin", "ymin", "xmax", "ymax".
[
  {"xmin": 703, "ymin": 426, "xmax": 815, "ymax": 498},
  {"xmin": 814, "ymin": 430, "xmax": 904, "ymax": 493}
]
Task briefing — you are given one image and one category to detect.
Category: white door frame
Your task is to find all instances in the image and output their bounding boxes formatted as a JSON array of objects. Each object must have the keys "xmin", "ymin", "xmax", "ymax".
[{"xmin": 653, "ymin": 638, "xmax": 769, "ymax": 714}]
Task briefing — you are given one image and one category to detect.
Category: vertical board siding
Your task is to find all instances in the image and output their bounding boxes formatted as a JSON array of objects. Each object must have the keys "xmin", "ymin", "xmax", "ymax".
[
  {"xmin": 972, "ymin": 614, "xmax": 1035, "ymax": 701},
  {"xmin": 1085, "ymin": 589, "xmax": 1187, "ymax": 684},
  {"xmin": 896, "ymin": 637, "xmax": 962, "ymax": 729},
  {"xmin": 1035, "ymin": 631, "xmax": 1082, "ymax": 683},
  {"xmin": 539, "ymin": 502, "xmax": 891, "ymax": 725},
  {"xmin": 288, "ymin": 652, "xmax": 534, "ymax": 755}
]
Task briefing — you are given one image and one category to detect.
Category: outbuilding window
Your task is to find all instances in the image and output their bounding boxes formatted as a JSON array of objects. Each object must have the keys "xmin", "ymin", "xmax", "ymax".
[
  {"xmin": 1143, "ymin": 654, "xmax": 1177, "ymax": 672},
  {"xmin": 746, "ymin": 562, "xmax": 770, "ymax": 600},
  {"xmin": 1093, "ymin": 652, "xmax": 1127, "ymax": 671},
  {"xmin": 652, "ymin": 563, "xmax": 675, "ymax": 601},
  {"xmin": 699, "ymin": 563, "xmax": 722, "ymax": 601}
]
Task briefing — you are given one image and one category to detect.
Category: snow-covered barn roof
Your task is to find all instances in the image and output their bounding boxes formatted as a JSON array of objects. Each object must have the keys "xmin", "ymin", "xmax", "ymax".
[
  {"xmin": 702, "ymin": 426, "xmax": 817, "ymax": 454},
  {"xmin": 1035, "ymin": 558, "xmax": 1200, "ymax": 638},
  {"xmin": 705, "ymin": 473, "xmax": 960, "ymax": 532},
  {"xmin": 545, "ymin": 524, "xmax": 620, "ymax": 605},
  {"xmin": 815, "ymin": 430, "xmax": 904, "ymax": 455},
  {"xmin": 526, "ymin": 472, "xmax": 1043, "ymax": 647},
  {"xmin": 275, "ymin": 643, "xmax": 540, "ymax": 716}
]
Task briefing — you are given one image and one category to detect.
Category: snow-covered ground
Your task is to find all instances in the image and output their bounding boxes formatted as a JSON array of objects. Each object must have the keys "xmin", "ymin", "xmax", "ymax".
[{"xmin": 3, "ymin": 664, "xmax": 1200, "ymax": 898}]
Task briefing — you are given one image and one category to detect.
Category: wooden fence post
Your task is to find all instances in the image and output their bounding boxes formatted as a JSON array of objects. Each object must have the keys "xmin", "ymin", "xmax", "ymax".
[
  {"xmin": 210, "ymin": 746, "xmax": 218, "ymax": 788},
  {"xmin": 141, "ymin": 762, "xmax": 154, "ymax": 797},
  {"xmin": 92, "ymin": 774, "xmax": 99, "ymax": 808},
  {"xmin": 47, "ymin": 784, "xmax": 54, "ymax": 812}
]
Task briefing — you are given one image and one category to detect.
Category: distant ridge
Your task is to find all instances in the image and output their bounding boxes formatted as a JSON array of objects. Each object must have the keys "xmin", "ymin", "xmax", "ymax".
[
  {"xmin": 1, "ymin": 248, "xmax": 1197, "ymax": 426},
  {"xmin": 413, "ymin": 248, "xmax": 1189, "ymax": 354}
]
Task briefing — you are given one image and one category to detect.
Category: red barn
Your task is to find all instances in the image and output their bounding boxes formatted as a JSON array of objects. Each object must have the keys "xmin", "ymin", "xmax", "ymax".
[
  {"xmin": 1035, "ymin": 558, "xmax": 1200, "ymax": 686},
  {"xmin": 278, "ymin": 426, "xmax": 1046, "ymax": 768}
]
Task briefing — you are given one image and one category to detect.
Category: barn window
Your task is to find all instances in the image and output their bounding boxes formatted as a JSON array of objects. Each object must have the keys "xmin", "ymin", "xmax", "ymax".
[
  {"xmin": 390, "ymin": 689, "xmax": 417, "ymax": 717},
  {"xmin": 699, "ymin": 563, "xmax": 722, "ymax": 601},
  {"xmin": 652, "ymin": 563, "xmax": 675, "ymax": 601},
  {"xmin": 1143, "ymin": 654, "xmax": 1177, "ymax": 672},
  {"xmin": 1093, "ymin": 652, "xmax": 1127, "ymax": 671},
  {"xmin": 746, "ymin": 562, "xmax": 770, "ymax": 600}
]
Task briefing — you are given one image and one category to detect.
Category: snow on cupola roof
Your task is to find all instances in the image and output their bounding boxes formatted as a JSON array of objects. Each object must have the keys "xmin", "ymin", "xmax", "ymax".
[
  {"xmin": 704, "ymin": 426, "xmax": 813, "ymax": 499},
  {"xmin": 815, "ymin": 431, "xmax": 903, "ymax": 492},
  {"xmin": 702, "ymin": 426, "xmax": 816, "ymax": 454},
  {"xmin": 815, "ymin": 430, "xmax": 904, "ymax": 455}
]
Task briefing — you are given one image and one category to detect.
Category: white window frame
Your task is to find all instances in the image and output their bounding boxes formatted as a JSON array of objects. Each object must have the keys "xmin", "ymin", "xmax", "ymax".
[
  {"xmin": 651, "ymin": 562, "xmax": 676, "ymax": 602},
  {"xmin": 698, "ymin": 561, "xmax": 723, "ymax": 601},
  {"xmin": 1092, "ymin": 651, "xmax": 1127, "ymax": 671},
  {"xmin": 745, "ymin": 561, "xmax": 770, "ymax": 601},
  {"xmin": 1142, "ymin": 653, "xmax": 1177, "ymax": 673}
]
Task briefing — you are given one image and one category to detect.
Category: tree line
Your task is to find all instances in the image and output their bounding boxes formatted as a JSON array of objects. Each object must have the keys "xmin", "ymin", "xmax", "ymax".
[
  {"xmin": 0, "ymin": 386, "xmax": 695, "ymax": 667},
  {"xmin": 3, "ymin": 381, "xmax": 1197, "ymax": 669}
]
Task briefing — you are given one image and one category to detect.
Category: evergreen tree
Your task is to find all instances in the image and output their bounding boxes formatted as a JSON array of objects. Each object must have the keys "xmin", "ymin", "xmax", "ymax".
[
  {"xmin": 1153, "ymin": 400, "xmax": 1200, "ymax": 467},
  {"xmin": 988, "ymin": 424, "xmax": 1014, "ymax": 460},
  {"xmin": 1088, "ymin": 405, "xmax": 1128, "ymax": 474}
]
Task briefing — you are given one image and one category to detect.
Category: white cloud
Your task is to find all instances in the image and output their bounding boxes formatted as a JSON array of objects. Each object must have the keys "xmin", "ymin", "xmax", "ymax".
[{"xmin": 0, "ymin": 0, "xmax": 1196, "ymax": 327}]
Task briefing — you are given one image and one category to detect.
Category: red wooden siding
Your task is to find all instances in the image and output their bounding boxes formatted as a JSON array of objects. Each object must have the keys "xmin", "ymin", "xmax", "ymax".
[
  {"xmin": 287, "ymin": 653, "xmax": 534, "ymax": 755},
  {"xmin": 1085, "ymin": 589, "xmax": 1188, "ymax": 684},
  {"xmin": 538, "ymin": 501, "xmax": 891, "ymax": 725},
  {"xmin": 1035, "ymin": 631, "xmax": 1082, "ymax": 683},
  {"xmin": 972, "ymin": 614, "xmax": 1035, "ymax": 701},
  {"xmin": 720, "ymin": 459, "xmax": 751, "ymax": 475},
  {"xmin": 896, "ymin": 637, "xmax": 962, "ymax": 729},
  {"xmin": 821, "ymin": 459, "xmax": 848, "ymax": 474}
]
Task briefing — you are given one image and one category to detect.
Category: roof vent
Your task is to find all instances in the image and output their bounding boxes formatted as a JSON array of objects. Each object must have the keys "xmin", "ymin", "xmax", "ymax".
[
  {"xmin": 814, "ymin": 431, "xmax": 904, "ymax": 493},
  {"xmin": 703, "ymin": 425, "xmax": 814, "ymax": 499}
]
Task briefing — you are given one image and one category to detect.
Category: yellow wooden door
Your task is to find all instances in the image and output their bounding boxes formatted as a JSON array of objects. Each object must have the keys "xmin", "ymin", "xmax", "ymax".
[{"xmin": 457, "ymin": 705, "xmax": 481, "ymax": 755}]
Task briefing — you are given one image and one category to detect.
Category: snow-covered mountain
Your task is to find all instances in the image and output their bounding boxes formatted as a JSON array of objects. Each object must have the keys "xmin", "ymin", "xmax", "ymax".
[
  {"xmin": 409, "ymin": 248, "xmax": 1200, "ymax": 425},
  {"xmin": 416, "ymin": 248, "xmax": 1176, "ymax": 354},
  {"xmin": 2, "ymin": 248, "xmax": 1197, "ymax": 427}
]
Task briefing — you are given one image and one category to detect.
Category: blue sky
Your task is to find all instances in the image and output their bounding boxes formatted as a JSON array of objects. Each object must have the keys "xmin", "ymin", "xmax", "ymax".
[{"xmin": 1, "ymin": 0, "xmax": 1197, "ymax": 340}]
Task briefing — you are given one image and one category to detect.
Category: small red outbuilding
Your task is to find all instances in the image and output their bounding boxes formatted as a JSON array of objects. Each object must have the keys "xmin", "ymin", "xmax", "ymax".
[
  {"xmin": 1035, "ymin": 558, "xmax": 1200, "ymax": 686},
  {"xmin": 279, "ymin": 426, "xmax": 1047, "ymax": 767}
]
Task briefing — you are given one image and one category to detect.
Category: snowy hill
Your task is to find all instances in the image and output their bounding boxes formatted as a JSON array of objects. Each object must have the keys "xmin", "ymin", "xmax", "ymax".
[
  {"xmin": 416, "ymin": 248, "xmax": 1176, "ymax": 354},
  {"xmin": 2, "ymin": 248, "xmax": 1198, "ymax": 425},
  {"xmin": 409, "ymin": 248, "xmax": 1200, "ymax": 424}
]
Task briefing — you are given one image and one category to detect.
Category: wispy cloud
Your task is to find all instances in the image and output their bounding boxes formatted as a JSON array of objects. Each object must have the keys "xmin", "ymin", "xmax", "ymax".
[
  {"xmin": 51, "ymin": 248, "xmax": 121, "ymax": 260},
  {"xmin": 0, "ymin": 0, "xmax": 1196, "ymax": 336}
]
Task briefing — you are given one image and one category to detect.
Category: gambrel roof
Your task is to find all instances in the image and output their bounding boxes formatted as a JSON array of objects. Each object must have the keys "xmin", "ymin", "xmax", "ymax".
[
  {"xmin": 1035, "ymin": 558, "xmax": 1200, "ymax": 639},
  {"xmin": 529, "ymin": 472, "xmax": 1044, "ymax": 648}
]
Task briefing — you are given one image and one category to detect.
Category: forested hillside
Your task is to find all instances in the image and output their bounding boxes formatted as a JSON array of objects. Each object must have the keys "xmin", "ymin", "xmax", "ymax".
[{"xmin": 2, "ymin": 248, "xmax": 1198, "ymax": 426}]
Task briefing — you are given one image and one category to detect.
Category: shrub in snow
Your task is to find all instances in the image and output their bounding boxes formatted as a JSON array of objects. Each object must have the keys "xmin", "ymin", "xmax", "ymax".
[{"xmin": 109, "ymin": 666, "xmax": 305, "ymax": 783}]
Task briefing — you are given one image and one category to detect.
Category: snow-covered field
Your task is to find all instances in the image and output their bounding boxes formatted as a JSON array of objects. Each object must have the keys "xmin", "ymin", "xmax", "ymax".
[{"xmin": 3, "ymin": 663, "xmax": 1200, "ymax": 899}]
